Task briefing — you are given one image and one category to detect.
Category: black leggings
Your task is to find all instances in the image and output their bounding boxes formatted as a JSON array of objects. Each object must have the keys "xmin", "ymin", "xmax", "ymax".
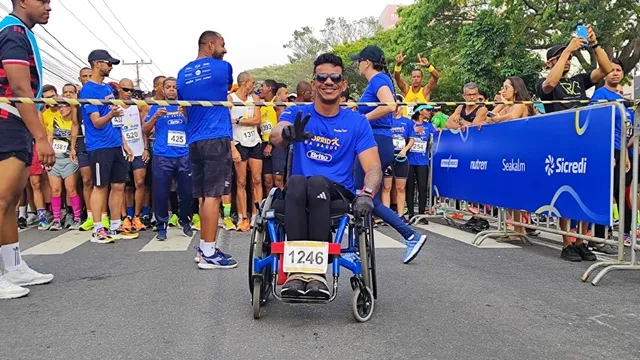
[
  {"xmin": 406, "ymin": 165, "xmax": 429, "ymax": 216},
  {"xmin": 284, "ymin": 175, "xmax": 352, "ymax": 241}
]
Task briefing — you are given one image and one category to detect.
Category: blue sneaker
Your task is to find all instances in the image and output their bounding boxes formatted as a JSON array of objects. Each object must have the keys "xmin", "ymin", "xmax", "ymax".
[
  {"xmin": 182, "ymin": 222, "xmax": 194, "ymax": 237},
  {"xmin": 403, "ymin": 232, "xmax": 428, "ymax": 264},
  {"xmin": 156, "ymin": 228, "xmax": 167, "ymax": 241},
  {"xmin": 193, "ymin": 246, "xmax": 233, "ymax": 262},
  {"xmin": 197, "ymin": 249, "xmax": 238, "ymax": 269}
]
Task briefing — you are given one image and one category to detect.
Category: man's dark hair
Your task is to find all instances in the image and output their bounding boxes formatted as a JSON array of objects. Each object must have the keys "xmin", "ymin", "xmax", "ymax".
[
  {"xmin": 198, "ymin": 31, "xmax": 221, "ymax": 47},
  {"xmin": 313, "ymin": 53, "xmax": 343, "ymax": 74},
  {"xmin": 411, "ymin": 68, "xmax": 423, "ymax": 76},
  {"xmin": 79, "ymin": 67, "xmax": 90, "ymax": 73},
  {"xmin": 163, "ymin": 76, "xmax": 177, "ymax": 88},
  {"xmin": 62, "ymin": 83, "xmax": 77, "ymax": 93},
  {"xmin": 263, "ymin": 79, "xmax": 278, "ymax": 95},
  {"xmin": 611, "ymin": 58, "xmax": 625, "ymax": 73},
  {"xmin": 153, "ymin": 75, "xmax": 166, "ymax": 88},
  {"xmin": 42, "ymin": 84, "xmax": 57, "ymax": 94},
  {"xmin": 277, "ymin": 82, "xmax": 287, "ymax": 89},
  {"xmin": 478, "ymin": 90, "xmax": 488, "ymax": 99}
]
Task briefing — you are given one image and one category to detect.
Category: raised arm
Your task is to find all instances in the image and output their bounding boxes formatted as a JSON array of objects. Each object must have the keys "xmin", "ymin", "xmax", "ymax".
[{"xmin": 393, "ymin": 50, "xmax": 409, "ymax": 95}]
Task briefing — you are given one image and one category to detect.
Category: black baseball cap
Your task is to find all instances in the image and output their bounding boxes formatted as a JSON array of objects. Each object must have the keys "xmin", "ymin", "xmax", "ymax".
[
  {"xmin": 88, "ymin": 49, "xmax": 120, "ymax": 65},
  {"xmin": 350, "ymin": 45, "xmax": 385, "ymax": 64},
  {"xmin": 546, "ymin": 45, "xmax": 567, "ymax": 61}
]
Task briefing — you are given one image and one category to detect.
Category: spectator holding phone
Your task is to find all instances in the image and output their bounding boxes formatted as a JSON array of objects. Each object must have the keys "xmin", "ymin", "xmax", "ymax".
[{"xmin": 536, "ymin": 24, "xmax": 612, "ymax": 262}]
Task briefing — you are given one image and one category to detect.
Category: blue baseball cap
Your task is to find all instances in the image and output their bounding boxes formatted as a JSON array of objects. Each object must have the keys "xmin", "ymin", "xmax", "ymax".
[{"xmin": 414, "ymin": 104, "xmax": 434, "ymax": 112}]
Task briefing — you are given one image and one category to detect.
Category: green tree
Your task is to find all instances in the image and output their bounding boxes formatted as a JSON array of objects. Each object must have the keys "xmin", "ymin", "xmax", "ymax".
[{"xmin": 247, "ymin": 59, "xmax": 314, "ymax": 89}]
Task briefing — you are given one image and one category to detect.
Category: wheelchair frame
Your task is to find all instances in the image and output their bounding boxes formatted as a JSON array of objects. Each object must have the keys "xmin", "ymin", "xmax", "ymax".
[{"xmin": 248, "ymin": 145, "xmax": 378, "ymax": 322}]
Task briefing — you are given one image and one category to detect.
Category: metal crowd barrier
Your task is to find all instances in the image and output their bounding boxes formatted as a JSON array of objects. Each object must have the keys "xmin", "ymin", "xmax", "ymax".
[{"xmin": 408, "ymin": 102, "xmax": 638, "ymax": 286}]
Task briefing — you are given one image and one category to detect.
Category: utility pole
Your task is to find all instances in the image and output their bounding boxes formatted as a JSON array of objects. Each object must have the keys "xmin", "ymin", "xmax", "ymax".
[{"xmin": 122, "ymin": 59, "xmax": 152, "ymax": 88}]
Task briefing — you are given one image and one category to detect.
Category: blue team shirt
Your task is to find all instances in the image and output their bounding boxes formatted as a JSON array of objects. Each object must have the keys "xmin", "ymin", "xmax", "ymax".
[
  {"xmin": 176, "ymin": 57, "xmax": 233, "ymax": 144},
  {"xmin": 358, "ymin": 72, "xmax": 394, "ymax": 137},
  {"xmin": 391, "ymin": 116, "xmax": 414, "ymax": 153},
  {"xmin": 145, "ymin": 105, "xmax": 189, "ymax": 158},
  {"xmin": 408, "ymin": 121, "xmax": 434, "ymax": 166},
  {"xmin": 591, "ymin": 86, "xmax": 634, "ymax": 151},
  {"xmin": 279, "ymin": 104, "xmax": 377, "ymax": 193},
  {"xmin": 79, "ymin": 81, "xmax": 122, "ymax": 151}
]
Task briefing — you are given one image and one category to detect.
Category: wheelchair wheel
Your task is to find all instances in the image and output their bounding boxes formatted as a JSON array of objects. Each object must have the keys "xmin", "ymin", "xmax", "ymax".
[
  {"xmin": 248, "ymin": 222, "xmax": 272, "ymax": 304},
  {"xmin": 350, "ymin": 286, "xmax": 375, "ymax": 322},
  {"xmin": 252, "ymin": 279, "xmax": 262, "ymax": 319},
  {"xmin": 358, "ymin": 216, "xmax": 377, "ymax": 299}
]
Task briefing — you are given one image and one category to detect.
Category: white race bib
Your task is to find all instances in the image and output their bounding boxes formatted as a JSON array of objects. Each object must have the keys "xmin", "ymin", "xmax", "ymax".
[
  {"xmin": 52, "ymin": 139, "xmax": 68, "ymax": 154},
  {"xmin": 283, "ymin": 241, "xmax": 329, "ymax": 274},
  {"xmin": 411, "ymin": 140, "xmax": 427, "ymax": 154},
  {"xmin": 167, "ymin": 130, "xmax": 186, "ymax": 147},
  {"xmin": 260, "ymin": 121, "xmax": 273, "ymax": 134},
  {"xmin": 124, "ymin": 129, "xmax": 141, "ymax": 143},
  {"xmin": 242, "ymin": 128, "xmax": 259, "ymax": 142},
  {"xmin": 393, "ymin": 136, "xmax": 406, "ymax": 151},
  {"xmin": 111, "ymin": 115, "xmax": 124, "ymax": 128},
  {"xmin": 407, "ymin": 106, "xmax": 415, "ymax": 116}
]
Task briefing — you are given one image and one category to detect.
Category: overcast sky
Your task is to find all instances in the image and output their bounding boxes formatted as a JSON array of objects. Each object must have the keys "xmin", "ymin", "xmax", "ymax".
[{"xmin": 0, "ymin": 0, "xmax": 415, "ymax": 90}]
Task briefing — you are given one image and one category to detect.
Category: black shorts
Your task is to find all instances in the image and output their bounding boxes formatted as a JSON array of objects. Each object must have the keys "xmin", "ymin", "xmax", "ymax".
[
  {"xmin": 384, "ymin": 157, "xmax": 410, "ymax": 179},
  {"xmin": 88, "ymin": 147, "xmax": 129, "ymax": 186},
  {"xmin": 236, "ymin": 143, "xmax": 262, "ymax": 161},
  {"xmin": 126, "ymin": 156, "xmax": 148, "ymax": 185},
  {"xmin": 0, "ymin": 150, "xmax": 31, "ymax": 167},
  {"xmin": 269, "ymin": 145, "xmax": 287, "ymax": 176},
  {"xmin": 77, "ymin": 151, "xmax": 91, "ymax": 169},
  {"xmin": 190, "ymin": 138, "xmax": 232, "ymax": 198}
]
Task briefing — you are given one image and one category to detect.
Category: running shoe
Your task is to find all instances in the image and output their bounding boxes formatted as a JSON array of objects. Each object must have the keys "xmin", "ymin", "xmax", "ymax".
[
  {"xmin": 403, "ymin": 232, "xmax": 428, "ymax": 264},
  {"xmin": 223, "ymin": 217, "xmax": 236, "ymax": 231},
  {"xmin": 132, "ymin": 216, "xmax": 147, "ymax": 231},
  {"xmin": 197, "ymin": 249, "xmax": 237, "ymax": 269},
  {"xmin": 38, "ymin": 219, "xmax": 50, "ymax": 231},
  {"xmin": 49, "ymin": 220, "xmax": 63, "ymax": 231},
  {"xmin": 0, "ymin": 261, "xmax": 53, "ymax": 286},
  {"xmin": 91, "ymin": 228, "xmax": 115, "ymax": 244},
  {"xmin": 237, "ymin": 218, "xmax": 250, "ymax": 232},
  {"xmin": 168, "ymin": 214, "xmax": 179, "ymax": 227},
  {"xmin": 0, "ymin": 278, "xmax": 29, "ymax": 299},
  {"xmin": 79, "ymin": 217, "xmax": 94, "ymax": 231}
]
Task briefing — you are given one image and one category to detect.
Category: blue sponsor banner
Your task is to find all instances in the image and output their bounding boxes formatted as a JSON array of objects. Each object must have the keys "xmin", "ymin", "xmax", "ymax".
[{"xmin": 432, "ymin": 104, "xmax": 615, "ymax": 225}]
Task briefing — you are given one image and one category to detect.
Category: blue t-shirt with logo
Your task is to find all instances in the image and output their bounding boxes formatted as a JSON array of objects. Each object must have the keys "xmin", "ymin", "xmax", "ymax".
[
  {"xmin": 391, "ymin": 116, "xmax": 414, "ymax": 153},
  {"xmin": 591, "ymin": 86, "xmax": 634, "ymax": 151},
  {"xmin": 279, "ymin": 104, "xmax": 377, "ymax": 193},
  {"xmin": 79, "ymin": 81, "xmax": 122, "ymax": 151},
  {"xmin": 408, "ymin": 121, "xmax": 434, "ymax": 166},
  {"xmin": 358, "ymin": 72, "xmax": 394, "ymax": 138},
  {"xmin": 145, "ymin": 105, "xmax": 189, "ymax": 158},
  {"xmin": 176, "ymin": 57, "xmax": 233, "ymax": 144}
]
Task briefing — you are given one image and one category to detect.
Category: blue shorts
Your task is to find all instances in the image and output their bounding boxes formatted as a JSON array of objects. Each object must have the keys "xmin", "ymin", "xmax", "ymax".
[
  {"xmin": 152, "ymin": 154, "xmax": 191, "ymax": 174},
  {"xmin": 77, "ymin": 151, "xmax": 91, "ymax": 169}
]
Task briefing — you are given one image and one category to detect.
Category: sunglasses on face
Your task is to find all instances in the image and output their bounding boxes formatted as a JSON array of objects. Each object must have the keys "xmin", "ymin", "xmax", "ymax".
[
  {"xmin": 121, "ymin": 87, "xmax": 134, "ymax": 93},
  {"xmin": 97, "ymin": 60, "xmax": 113, "ymax": 67},
  {"xmin": 314, "ymin": 73, "xmax": 343, "ymax": 83}
]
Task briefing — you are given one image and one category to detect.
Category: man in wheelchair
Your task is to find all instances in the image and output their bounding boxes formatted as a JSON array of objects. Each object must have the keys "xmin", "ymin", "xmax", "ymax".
[{"xmin": 270, "ymin": 53, "xmax": 382, "ymax": 298}]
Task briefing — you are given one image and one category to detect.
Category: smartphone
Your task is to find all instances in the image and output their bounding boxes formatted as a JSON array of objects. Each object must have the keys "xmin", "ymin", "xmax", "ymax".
[{"xmin": 576, "ymin": 25, "xmax": 588, "ymax": 47}]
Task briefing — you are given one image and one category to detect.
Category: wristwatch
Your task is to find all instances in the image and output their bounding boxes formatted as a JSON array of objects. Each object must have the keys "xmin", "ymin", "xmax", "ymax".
[
  {"xmin": 235, "ymin": 119, "xmax": 240, "ymax": 125},
  {"xmin": 362, "ymin": 187, "xmax": 374, "ymax": 198}
]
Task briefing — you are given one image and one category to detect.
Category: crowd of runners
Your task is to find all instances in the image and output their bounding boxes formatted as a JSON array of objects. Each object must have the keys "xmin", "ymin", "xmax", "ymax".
[{"xmin": 0, "ymin": 0, "xmax": 635, "ymax": 300}]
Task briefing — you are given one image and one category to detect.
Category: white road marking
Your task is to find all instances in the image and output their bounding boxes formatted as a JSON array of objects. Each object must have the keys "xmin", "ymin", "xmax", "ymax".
[
  {"xmin": 22, "ymin": 230, "xmax": 90, "ymax": 255},
  {"xmin": 139, "ymin": 228, "xmax": 195, "ymax": 252},
  {"xmin": 415, "ymin": 222, "xmax": 520, "ymax": 249}
]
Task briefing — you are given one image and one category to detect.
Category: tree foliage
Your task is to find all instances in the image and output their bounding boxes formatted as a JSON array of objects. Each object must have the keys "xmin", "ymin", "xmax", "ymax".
[{"xmin": 247, "ymin": 59, "xmax": 314, "ymax": 90}]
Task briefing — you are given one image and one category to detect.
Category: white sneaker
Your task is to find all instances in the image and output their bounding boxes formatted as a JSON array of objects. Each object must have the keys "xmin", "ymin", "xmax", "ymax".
[
  {"xmin": 1, "ymin": 262, "xmax": 53, "ymax": 286},
  {"xmin": 0, "ymin": 278, "xmax": 29, "ymax": 299}
]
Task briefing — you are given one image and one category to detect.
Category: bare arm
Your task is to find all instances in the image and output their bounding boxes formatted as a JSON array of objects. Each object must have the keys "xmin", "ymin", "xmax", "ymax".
[
  {"xmin": 589, "ymin": 46, "xmax": 613, "ymax": 83},
  {"xmin": 70, "ymin": 107, "xmax": 79, "ymax": 151},
  {"xmin": 229, "ymin": 94, "xmax": 262, "ymax": 126},
  {"xmin": 394, "ymin": 70, "xmax": 409, "ymax": 95},
  {"xmin": 471, "ymin": 107, "xmax": 488, "ymax": 125},
  {"xmin": 4, "ymin": 64, "xmax": 47, "ymax": 141},
  {"xmin": 358, "ymin": 147, "xmax": 382, "ymax": 195},
  {"xmin": 445, "ymin": 106, "xmax": 463, "ymax": 129},
  {"xmin": 142, "ymin": 110, "xmax": 160, "ymax": 136},
  {"xmin": 89, "ymin": 108, "xmax": 116, "ymax": 129},
  {"xmin": 422, "ymin": 68, "xmax": 440, "ymax": 100},
  {"xmin": 365, "ymin": 86, "xmax": 397, "ymax": 121},
  {"xmin": 492, "ymin": 104, "xmax": 525, "ymax": 122}
]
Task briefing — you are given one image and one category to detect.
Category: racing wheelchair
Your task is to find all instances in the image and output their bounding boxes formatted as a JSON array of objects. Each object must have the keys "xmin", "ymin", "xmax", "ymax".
[{"xmin": 248, "ymin": 184, "xmax": 378, "ymax": 322}]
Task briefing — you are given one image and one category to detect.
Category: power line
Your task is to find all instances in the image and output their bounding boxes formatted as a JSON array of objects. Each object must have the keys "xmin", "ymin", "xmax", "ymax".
[
  {"xmin": 57, "ymin": 0, "xmax": 124, "ymax": 59},
  {"xmin": 99, "ymin": 0, "xmax": 165, "ymax": 75},
  {"xmin": 36, "ymin": 25, "xmax": 87, "ymax": 67}
]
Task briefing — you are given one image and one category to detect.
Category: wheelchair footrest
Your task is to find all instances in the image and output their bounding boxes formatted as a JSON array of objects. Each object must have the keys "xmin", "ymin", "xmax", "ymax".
[
  {"xmin": 271, "ymin": 242, "xmax": 341, "ymax": 255},
  {"xmin": 280, "ymin": 293, "xmax": 332, "ymax": 303}
]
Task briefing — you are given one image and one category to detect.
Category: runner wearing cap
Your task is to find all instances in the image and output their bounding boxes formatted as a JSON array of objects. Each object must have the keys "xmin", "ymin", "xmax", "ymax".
[
  {"xmin": 351, "ymin": 44, "xmax": 428, "ymax": 264},
  {"xmin": 80, "ymin": 49, "xmax": 139, "ymax": 243},
  {"xmin": 393, "ymin": 50, "xmax": 440, "ymax": 118},
  {"xmin": 177, "ymin": 31, "xmax": 237, "ymax": 269},
  {"xmin": 0, "ymin": 0, "xmax": 55, "ymax": 299}
]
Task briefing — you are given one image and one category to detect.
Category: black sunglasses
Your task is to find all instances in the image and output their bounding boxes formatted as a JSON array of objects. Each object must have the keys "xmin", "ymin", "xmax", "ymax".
[
  {"xmin": 121, "ymin": 87, "xmax": 134, "ymax": 93},
  {"xmin": 314, "ymin": 73, "xmax": 343, "ymax": 83}
]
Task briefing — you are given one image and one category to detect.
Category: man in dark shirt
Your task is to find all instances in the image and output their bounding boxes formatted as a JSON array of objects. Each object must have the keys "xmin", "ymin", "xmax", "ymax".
[
  {"xmin": 536, "ymin": 24, "xmax": 612, "ymax": 262},
  {"xmin": 0, "ymin": 0, "xmax": 55, "ymax": 299}
]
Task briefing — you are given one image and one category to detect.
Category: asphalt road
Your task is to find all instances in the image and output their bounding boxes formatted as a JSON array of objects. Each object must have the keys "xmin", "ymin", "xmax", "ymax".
[{"xmin": 2, "ymin": 221, "xmax": 640, "ymax": 360}]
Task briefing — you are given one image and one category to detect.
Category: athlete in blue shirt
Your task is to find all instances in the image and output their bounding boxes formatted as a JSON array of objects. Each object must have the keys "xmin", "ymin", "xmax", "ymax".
[
  {"xmin": 350, "ymin": 45, "xmax": 428, "ymax": 264},
  {"xmin": 407, "ymin": 105, "xmax": 436, "ymax": 218},
  {"xmin": 270, "ymin": 53, "xmax": 381, "ymax": 298},
  {"xmin": 142, "ymin": 77, "xmax": 196, "ymax": 242},
  {"xmin": 0, "ymin": 1, "xmax": 55, "ymax": 299},
  {"xmin": 177, "ymin": 30, "xmax": 236, "ymax": 269}
]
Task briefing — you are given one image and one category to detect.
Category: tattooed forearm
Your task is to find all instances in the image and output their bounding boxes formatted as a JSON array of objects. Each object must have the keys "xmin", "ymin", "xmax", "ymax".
[{"xmin": 363, "ymin": 164, "xmax": 382, "ymax": 195}]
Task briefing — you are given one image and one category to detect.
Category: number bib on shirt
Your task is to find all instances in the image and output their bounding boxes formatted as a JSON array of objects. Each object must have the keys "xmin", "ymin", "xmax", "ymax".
[
  {"xmin": 393, "ymin": 135, "xmax": 406, "ymax": 151},
  {"xmin": 243, "ymin": 128, "xmax": 259, "ymax": 142},
  {"xmin": 411, "ymin": 140, "xmax": 427, "ymax": 154},
  {"xmin": 283, "ymin": 241, "xmax": 329, "ymax": 274},
  {"xmin": 407, "ymin": 106, "xmax": 415, "ymax": 117},
  {"xmin": 124, "ymin": 129, "xmax": 141, "ymax": 142},
  {"xmin": 111, "ymin": 115, "xmax": 124, "ymax": 128},
  {"xmin": 167, "ymin": 130, "xmax": 186, "ymax": 147},
  {"xmin": 260, "ymin": 122, "xmax": 273, "ymax": 135},
  {"xmin": 52, "ymin": 139, "xmax": 68, "ymax": 154}
]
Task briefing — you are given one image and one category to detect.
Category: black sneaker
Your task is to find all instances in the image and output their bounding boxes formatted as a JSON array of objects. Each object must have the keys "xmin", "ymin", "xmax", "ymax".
[
  {"xmin": 281, "ymin": 278, "xmax": 306, "ymax": 297},
  {"xmin": 472, "ymin": 219, "xmax": 490, "ymax": 232},
  {"xmin": 17, "ymin": 217, "xmax": 27, "ymax": 229},
  {"xmin": 561, "ymin": 244, "xmax": 582, "ymax": 262},
  {"xmin": 305, "ymin": 279, "xmax": 330, "ymax": 299},
  {"xmin": 460, "ymin": 217, "xmax": 478, "ymax": 229},
  {"xmin": 574, "ymin": 243, "xmax": 597, "ymax": 261}
]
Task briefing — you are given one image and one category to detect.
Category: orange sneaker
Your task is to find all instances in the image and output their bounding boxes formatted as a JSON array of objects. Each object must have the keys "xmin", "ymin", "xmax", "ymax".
[
  {"xmin": 121, "ymin": 217, "xmax": 133, "ymax": 232},
  {"xmin": 237, "ymin": 218, "xmax": 250, "ymax": 232},
  {"xmin": 132, "ymin": 216, "xmax": 147, "ymax": 231}
]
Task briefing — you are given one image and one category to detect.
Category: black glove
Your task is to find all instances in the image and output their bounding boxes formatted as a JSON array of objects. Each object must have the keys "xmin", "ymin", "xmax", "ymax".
[
  {"xmin": 282, "ymin": 111, "xmax": 314, "ymax": 142},
  {"xmin": 353, "ymin": 194, "xmax": 374, "ymax": 218}
]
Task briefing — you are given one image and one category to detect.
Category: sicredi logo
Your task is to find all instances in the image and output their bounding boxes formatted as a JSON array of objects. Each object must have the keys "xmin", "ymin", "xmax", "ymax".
[
  {"xmin": 440, "ymin": 158, "xmax": 458, "ymax": 168},
  {"xmin": 470, "ymin": 160, "xmax": 488, "ymax": 170},
  {"xmin": 544, "ymin": 155, "xmax": 587, "ymax": 176},
  {"xmin": 502, "ymin": 158, "xmax": 525, "ymax": 172},
  {"xmin": 307, "ymin": 150, "xmax": 332, "ymax": 162}
]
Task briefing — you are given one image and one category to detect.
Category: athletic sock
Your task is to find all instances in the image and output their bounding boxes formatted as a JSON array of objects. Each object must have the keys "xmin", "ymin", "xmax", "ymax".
[
  {"xmin": 110, "ymin": 219, "xmax": 122, "ymax": 231},
  {"xmin": 142, "ymin": 206, "xmax": 150, "ymax": 217},
  {"xmin": 126, "ymin": 206, "xmax": 135, "ymax": 218},
  {"xmin": 223, "ymin": 203, "xmax": 231, "ymax": 218},
  {"xmin": 201, "ymin": 240, "xmax": 216, "ymax": 257},
  {"xmin": 1, "ymin": 243, "xmax": 22, "ymax": 271},
  {"xmin": 18, "ymin": 206, "xmax": 26, "ymax": 219}
]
